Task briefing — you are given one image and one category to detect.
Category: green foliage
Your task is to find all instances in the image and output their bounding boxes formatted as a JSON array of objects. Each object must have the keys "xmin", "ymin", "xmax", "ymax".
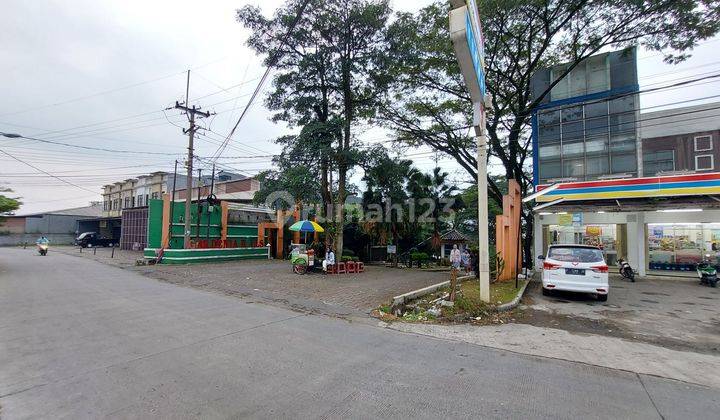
[
  {"xmin": 411, "ymin": 252, "xmax": 429, "ymax": 262},
  {"xmin": 383, "ymin": 0, "xmax": 719, "ymax": 266},
  {"xmin": 253, "ymin": 165, "xmax": 319, "ymax": 209},
  {"xmin": 0, "ymin": 190, "xmax": 20, "ymax": 223},
  {"xmin": 237, "ymin": 0, "xmax": 394, "ymax": 259}
]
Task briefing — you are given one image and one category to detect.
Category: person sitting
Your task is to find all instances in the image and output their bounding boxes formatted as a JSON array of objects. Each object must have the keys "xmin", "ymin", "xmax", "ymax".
[
  {"xmin": 323, "ymin": 248, "xmax": 335, "ymax": 274},
  {"xmin": 36, "ymin": 236, "xmax": 49, "ymax": 245}
]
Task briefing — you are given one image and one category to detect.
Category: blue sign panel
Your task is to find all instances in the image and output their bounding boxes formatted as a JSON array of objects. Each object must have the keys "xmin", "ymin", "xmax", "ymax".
[{"xmin": 465, "ymin": 13, "xmax": 486, "ymax": 98}]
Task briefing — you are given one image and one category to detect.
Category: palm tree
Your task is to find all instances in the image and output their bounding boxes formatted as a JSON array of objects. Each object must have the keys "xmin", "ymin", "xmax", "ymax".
[{"xmin": 407, "ymin": 167, "xmax": 458, "ymax": 250}]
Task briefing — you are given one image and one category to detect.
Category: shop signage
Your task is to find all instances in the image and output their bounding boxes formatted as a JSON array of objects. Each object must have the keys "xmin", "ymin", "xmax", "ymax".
[
  {"xmin": 572, "ymin": 213, "xmax": 583, "ymax": 228},
  {"xmin": 558, "ymin": 213, "xmax": 572, "ymax": 226},
  {"xmin": 535, "ymin": 172, "xmax": 720, "ymax": 202},
  {"xmin": 586, "ymin": 226, "xmax": 602, "ymax": 236},
  {"xmin": 387, "ymin": 245, "xmax": 397, "ymax": 254},
  {"xmin": 449, "ymin": 1, "xmax": 486, "ymax": 104}
]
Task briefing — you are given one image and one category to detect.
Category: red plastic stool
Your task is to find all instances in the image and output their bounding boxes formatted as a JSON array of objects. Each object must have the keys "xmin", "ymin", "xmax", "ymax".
[
  {"xmin": 337, "ymin": 262, "xmax": 346, "ymax": 274},
  {"xmin": 346, "ymin": 261, "xmax": 356, "ymax": 273},
  {"xmin": 357, "ymin": 262, "xmax": 365, "ymax": 273}
]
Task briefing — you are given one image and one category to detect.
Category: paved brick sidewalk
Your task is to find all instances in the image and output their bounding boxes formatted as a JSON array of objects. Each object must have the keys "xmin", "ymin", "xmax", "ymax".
[{"xmin": 54, "ymin": 246, "xmax": 448, "ymax": 317}]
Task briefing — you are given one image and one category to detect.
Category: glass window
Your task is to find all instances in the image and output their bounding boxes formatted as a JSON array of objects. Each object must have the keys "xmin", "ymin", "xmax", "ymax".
[
  {"xmin": 563, "ymin": 158, "xmax": 585, "ymax": 177},
  {"xmin": 586, "ymin": 155, "xmax": 609, "ymax": 176},
  {"xmin": 539, "ymin": 124, "xmax": 560, "ymax": 143},
  {"xmin": 587, "ymin": 55, "xmax": 609, "ymax": 93},
  {"xmin": 647, "ymin": 223, "xmax": 716, "ymax": 271},
  {"xmin": 584, "ymin": 101, "xmax": 608, "ymax": 118},
  {"xmin": 643, "ymin": 150, "xmax": 674, "ymax": 176},
  {"xmin": 611, "ymin": 153, "xmax": 637, "ymax": 173},
  {"xmin": 568, "ymin": 64, "xmax": 587, "ymax": 97},
  {"xmin": 609, "ymin": 96, "xmax": 635, "ymax": 114},
  {"xmin": 539, "ymin": 110, "xmax": 560, "ymax": 125},
  {"xmin": 694, "ymin": 135, "xmax": 713, "ymax": 152},
  {"xmin": 562, "ymin": 121, "xmax": 584, "ymax": 140},
  {"xmin": 539, "ymin": 143, "xmax": 561, "ymax": 158},
  {"xmin": 696, "ymin": 154, "xmax": 714, "ymax": 171},
  {"xmin": 610, "ymin": 137, "xmax": 636, "ymax": 153},
  {"xmin": 562, "ymin": 141, "xmax": 584, "ymax": 158},
  {"xmin": 539, "ymin": 160, "xmax": 562, "ymax": 181},
  {"xmin": 562, "ymin": 105, "xmax": 583, "ymax": 122},
  {"xmin": 585, "ymin": 116, "xmax": 608, "ymax": 136},
  {"xmin": 550, "ymin": 64, "xmax": 569, "ymax": 100},
  {"xmin": 585, "ymin": 137, "xmax": 608, "ymax": 154},
  {"xmin": 548, "ymin": 246, "xmax": 604, "ymax": 263},
  {"xmin": 610, "ymin": 112, "xmax": 635, "ymax": 135}
]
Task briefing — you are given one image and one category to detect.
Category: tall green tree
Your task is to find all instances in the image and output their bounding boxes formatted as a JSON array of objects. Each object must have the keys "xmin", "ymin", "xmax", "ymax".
[
  {"xmin": 358, "ymin": 146, "xmax": 414, "ymax": 247},
  {"xmin": 238, "ymin": 0, "xmax": 392, "ymax": 257},
  {"xmin": 383, "ymin": 0, "xmax": 720, "ymax": 265},
  {"xmin": 407, "ymin": 166, "xmax": 459, "ymax": 250}
]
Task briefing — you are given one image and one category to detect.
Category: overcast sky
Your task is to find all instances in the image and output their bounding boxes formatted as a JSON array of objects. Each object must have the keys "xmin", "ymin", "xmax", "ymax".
[{"xmin": 1, "ymin": 0, "xmax": 719, "ymax": 215}]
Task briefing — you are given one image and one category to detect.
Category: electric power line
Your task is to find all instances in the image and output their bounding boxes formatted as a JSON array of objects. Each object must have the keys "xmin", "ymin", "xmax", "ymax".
[{"xmin": 0, "ymin": 149, "xmax": 98, "ymax": 193}]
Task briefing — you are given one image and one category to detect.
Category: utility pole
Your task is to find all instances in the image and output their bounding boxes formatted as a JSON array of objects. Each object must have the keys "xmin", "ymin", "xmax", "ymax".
[
  {"xmin": 174, "ymin": 70, "xmax": 210, "ymax": 249},
  {"xmin": 169, "ymin": 159, "xmax": 178, "ymax": 248},
  {"xmin": 196, "ymin": 168, "xmax": 202, "ymax": 242}
]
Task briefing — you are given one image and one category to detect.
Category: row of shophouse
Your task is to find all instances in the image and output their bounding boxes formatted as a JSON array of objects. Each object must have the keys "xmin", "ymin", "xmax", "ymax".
[
  {"xmin": 530, "ymin": 47, "xmax": 720, "ymax": 277},
  {"xmin": 97, "ymin": 170, "xmax": 268, "ymax": 250},
  {"xmin": 1, "ymin": 170, "xmax": 269, "ymax": 249}
]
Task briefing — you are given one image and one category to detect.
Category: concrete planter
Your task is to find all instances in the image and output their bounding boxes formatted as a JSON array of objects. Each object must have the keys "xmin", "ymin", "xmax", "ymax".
[{"xmin": 144, "ymin": 247, "xmax": 269, "ymax": 264}]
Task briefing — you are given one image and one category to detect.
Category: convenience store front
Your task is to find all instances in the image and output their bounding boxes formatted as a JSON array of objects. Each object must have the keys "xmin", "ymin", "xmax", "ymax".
[
  {"xmin": 535, "ymin": 211, "xmax": 720, "ymax": 277},
  {"xmin": 648, "ymin": 223, "xmax": 720, "ymax": 272},
  {"xmin": 532, "ymin": 173, "xmax": 720, "ymax": 277}
]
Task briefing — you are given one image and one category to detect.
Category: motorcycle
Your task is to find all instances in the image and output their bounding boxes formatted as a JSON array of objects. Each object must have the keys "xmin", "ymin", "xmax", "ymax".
[
  {"xmin": 696, "ymin": 254, "xmax": 718, "ymax": 287},
  {"xmin": 617, "ymin": 258, "xmax": 635, "ymax": 282},
  {"xmin": 37, "ymin": 243, "xmax": 48, "ymax": 256}
]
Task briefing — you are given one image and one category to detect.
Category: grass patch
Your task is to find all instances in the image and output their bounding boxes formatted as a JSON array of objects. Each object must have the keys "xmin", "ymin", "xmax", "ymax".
[{"xmin": 374, "ymin": 279, "xmax": 527, "ymax": 324}]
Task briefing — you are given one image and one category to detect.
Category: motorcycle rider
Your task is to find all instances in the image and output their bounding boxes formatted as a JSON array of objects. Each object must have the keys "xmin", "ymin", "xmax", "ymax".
[{"xmin": 36, "ymin": 236, "xmax": 49, "ymax": 255}]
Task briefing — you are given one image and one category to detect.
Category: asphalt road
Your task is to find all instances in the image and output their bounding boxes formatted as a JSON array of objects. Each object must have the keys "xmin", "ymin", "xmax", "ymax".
[{"xmin": 1, "ymin": 248, "xmax": 717, "ymax": 419}]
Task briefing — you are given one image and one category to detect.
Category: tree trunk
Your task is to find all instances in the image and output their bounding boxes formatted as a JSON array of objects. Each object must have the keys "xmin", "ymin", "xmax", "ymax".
[
  {"xmin": 320, "ymin": 157, "xmax": 331, "ymax": 249},
  {"xmin": 335, "ymin": 163, "xmax": 346, "ymax": 259}
]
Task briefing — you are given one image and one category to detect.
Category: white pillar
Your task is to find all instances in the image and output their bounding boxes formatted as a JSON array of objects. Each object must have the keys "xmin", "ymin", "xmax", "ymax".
[
  {"xmin": 533, "ymin": 213, "xmax": 544, "ymax": 267},
  {"xmin": 635, "ymin": 212, "xmax": 646, "ymax": 277}
]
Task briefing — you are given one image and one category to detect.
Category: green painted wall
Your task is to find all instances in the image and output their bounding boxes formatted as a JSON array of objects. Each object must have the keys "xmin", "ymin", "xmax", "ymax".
[{"xmin": 146, "ymin": 199, "xmax": 259, "ymax": 249}]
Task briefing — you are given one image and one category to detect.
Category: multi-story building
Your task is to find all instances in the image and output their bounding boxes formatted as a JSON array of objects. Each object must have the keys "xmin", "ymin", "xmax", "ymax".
[
  {"xmin": 530, "ymin": 49, "xmax": 720, "ymax": 277},
  {"xmin": 531, "ymin": 47, "xmax": 640, "ymax": 184},
  {"xmin": 102, "ymin": 172, "xmax": 169, "ymax": 218},
  {"xmin": 641, "ymin": 102, "xmax": 720, "ymax": 176}
]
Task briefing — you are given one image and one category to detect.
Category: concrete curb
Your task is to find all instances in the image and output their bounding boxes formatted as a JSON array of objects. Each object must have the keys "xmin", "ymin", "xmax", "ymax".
[
  {"xmin": 391, "ymin": 275, "xmax": 475, "ymax": 309},
  {"xmin": 495, "ymin": 280, "xmax": 529, "ymax": 312}
]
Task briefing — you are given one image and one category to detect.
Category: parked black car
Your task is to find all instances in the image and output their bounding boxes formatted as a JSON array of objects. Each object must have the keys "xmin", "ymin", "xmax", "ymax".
[{"xmin": 75, "ymin": 232, "xmax": 116, "ymax": 248}]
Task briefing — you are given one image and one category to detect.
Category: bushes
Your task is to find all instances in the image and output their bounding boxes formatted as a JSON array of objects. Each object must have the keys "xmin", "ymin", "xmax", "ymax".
[
  {"xmin": 340, "ymin": 255, "xmax": 360, "ymax": 262},
  {"xmin": 410, "ymin": 252, "xmax": 429, "ymax": 268}
]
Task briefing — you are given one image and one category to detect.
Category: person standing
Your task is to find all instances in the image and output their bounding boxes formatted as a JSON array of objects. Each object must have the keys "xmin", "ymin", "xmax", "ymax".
[
  {"xmin": 461, "ymin": 248, "xmax": 471, "ymax": 275},
  {"xmin": 450, "ymin": 244, "xmax": 461, "ymax": 270}
]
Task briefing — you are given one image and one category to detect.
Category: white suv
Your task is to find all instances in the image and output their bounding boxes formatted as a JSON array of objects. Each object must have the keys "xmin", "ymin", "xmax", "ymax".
[{"xmin": 540, "ymin": 244, "xmax": 609, "ymax": 301}]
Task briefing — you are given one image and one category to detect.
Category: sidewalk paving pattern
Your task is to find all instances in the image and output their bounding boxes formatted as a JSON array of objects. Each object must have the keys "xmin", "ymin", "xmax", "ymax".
[{"xmin": 54, "ymin": 246, "xmax": 449, "ymax": 316}]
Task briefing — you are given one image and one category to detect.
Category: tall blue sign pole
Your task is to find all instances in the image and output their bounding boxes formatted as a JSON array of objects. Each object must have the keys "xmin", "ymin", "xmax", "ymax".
[{"xmin": 449, "ymin": 0, "xmax": 490, "ymax": 302}]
